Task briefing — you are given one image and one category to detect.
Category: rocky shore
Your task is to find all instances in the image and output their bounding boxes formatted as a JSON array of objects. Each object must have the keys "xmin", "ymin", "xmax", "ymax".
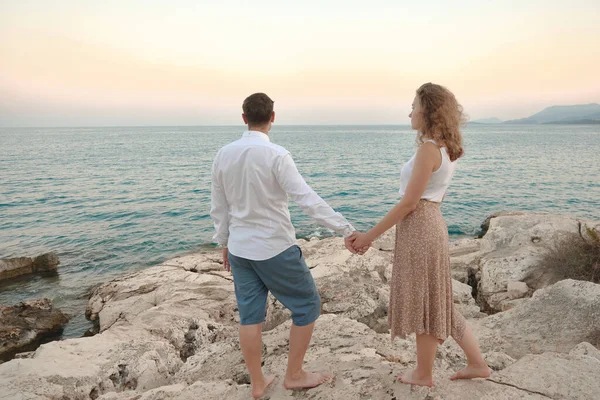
[
  {"xmin": 0, "ymin": 298, "xmax": 69, "ymax": 362},
  {"xmin": 1, "ymin": 212, "xmax": 599, "ymax": 399},
  {"xmin": 0, "ymin": 252, "xmax": 60, "ymax": 281}
]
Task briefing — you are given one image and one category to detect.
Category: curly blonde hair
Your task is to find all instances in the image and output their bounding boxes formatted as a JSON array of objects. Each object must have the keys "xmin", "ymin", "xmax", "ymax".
[{"xmin": 416, "ymin": 83, "xmax": 467, "ymax": 161}]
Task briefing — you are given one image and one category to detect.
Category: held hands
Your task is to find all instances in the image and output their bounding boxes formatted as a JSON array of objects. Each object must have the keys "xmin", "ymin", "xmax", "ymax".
[{"xmin": 345, "ymin": 231, "xmax": 372, "ymax": 255}]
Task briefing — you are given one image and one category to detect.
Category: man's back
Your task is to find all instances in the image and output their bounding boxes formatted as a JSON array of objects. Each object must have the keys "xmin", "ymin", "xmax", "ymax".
[
  {"xmin": 210, "ymin": 93, "xmax": 348, "ymax": 397},
  {"xmin": 211, "ymin": 130, "xmax": 296, "ymax": 260}
]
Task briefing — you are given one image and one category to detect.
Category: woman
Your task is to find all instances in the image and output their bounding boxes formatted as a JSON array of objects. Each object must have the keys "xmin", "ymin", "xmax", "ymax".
[{"xmin": 350, "ymin": 83, "xmax": 491, "ymax": 387}]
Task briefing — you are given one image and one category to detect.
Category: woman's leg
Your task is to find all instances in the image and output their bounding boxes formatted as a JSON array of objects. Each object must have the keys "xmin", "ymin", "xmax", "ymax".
[
  {"xmin": 450, "ymin": 318, "xmax": 491, "ymax": 380},
  {"xmin": 398, "ymin": 333, "xmax": 437, "ymax": 387}
]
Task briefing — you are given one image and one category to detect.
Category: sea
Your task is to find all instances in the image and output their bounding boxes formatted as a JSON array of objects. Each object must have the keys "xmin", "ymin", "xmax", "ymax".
[{"xmin": 1, "ymin": 124, "xmax": 599, "ymax": 337}]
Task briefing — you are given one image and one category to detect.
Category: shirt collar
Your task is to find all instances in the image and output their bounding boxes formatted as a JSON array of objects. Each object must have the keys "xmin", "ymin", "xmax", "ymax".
[{"xmin": 242, "ymin": 130, "xmax": 270, "ymax": 142}]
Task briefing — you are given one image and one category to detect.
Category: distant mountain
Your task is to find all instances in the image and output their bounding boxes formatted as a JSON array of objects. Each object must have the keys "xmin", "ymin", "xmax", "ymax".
[
  {"xmin": 542, "ymin": 119, "xmax": 600, "ymax": 125},
  {"xmin": 470, "ymin": 117, "xmax": 503, "ymax": 124},
  {"xmin": 504, "ymin": 103, "xmax": 600, "ymax": 125},
  {"xmin": 541, "ymin": 111, "xmax": 600, "ymax": 124}
]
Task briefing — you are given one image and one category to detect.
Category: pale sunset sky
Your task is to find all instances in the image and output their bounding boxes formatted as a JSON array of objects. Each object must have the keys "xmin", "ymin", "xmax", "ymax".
[{"xmin": 1, "ymin": 0, "xmax": 599, "ymax": 126}]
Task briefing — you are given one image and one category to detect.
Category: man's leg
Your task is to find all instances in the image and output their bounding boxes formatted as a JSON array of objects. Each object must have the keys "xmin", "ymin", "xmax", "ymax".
[
  {"xmin": 228, "ymin": 252, "xmax": 275, "ymax": 398},
  {"xmin": 286, "ymin": 322, "xmax": 314, "ymax": 375},
  {"xmin": 284, "ymin": 322, "xmax": 330, "ymax": 389},
  {"xmin": 239, "ymin": 324, "xmax": 275, "ymax": 397},
  {"xmin": 253, "ymin": 245, "xmax": 330, "ymax": 390}
]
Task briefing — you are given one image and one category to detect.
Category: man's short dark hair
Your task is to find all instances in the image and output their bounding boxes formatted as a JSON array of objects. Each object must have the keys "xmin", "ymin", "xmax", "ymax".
[{"xmin": 242, "ymin": 93, "xmax": 274, "ymax": 126}]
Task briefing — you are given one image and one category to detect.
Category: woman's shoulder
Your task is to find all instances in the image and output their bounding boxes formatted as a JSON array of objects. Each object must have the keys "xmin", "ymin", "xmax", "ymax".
[
  {"xmin": 414, "ymin": 141, "xmax": 443, "ymax": 170},
  {"xmin": 417, "ymin": 141, "xmax": 440, "ymax": 156}
]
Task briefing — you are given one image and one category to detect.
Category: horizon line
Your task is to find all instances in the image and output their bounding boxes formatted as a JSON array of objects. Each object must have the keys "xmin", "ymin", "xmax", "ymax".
[{"xmin": 0, "ymin": 124, "xmax": 415, "ymax": 129}]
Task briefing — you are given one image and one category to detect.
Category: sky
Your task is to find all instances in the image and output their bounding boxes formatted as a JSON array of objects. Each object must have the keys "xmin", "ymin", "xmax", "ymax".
[{"xmin": 1, "ymin": 0, "xmax": 599, "ymax": 126}]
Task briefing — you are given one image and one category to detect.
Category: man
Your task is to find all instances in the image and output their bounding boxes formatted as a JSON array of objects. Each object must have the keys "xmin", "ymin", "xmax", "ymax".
[{"xmin": 210, "ymin": 93, "xmax": 358, "ymax": 398}]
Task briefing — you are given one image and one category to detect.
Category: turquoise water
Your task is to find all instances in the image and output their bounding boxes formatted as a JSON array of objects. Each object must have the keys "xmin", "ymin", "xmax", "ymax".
[{"xmin": 1, "ymin": 124, "xmax": 599, "ymax": 337}]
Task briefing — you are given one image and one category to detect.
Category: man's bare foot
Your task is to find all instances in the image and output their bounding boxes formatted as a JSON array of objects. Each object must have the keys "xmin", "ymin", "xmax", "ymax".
[
  {"xmin": 450, "ymin": 364, "xmax": 491, "ymax": 381},
  {"xmin": 252, "ymin": 375, "xmax": 275, "ymax": 399},
  {"xmin": 397, "ymin": 369, "xmax": 434, "ymax": 387},
  {"xmin": 284, "ymin": 370, "xmax": 331, "ymax": 390}
]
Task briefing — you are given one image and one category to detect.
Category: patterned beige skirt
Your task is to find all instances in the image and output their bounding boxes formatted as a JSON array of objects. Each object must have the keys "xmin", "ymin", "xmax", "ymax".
[{"xmin": 389, "ymin": 199, "xmax": 466, "ymax": 343}]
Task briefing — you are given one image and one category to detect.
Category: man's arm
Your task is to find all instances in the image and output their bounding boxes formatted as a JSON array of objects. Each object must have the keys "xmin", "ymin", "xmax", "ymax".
[
  {"xmin": 274, "ymin": 153, "xmax": 355, "ymax": 238},
  {"xmin": 210, "ymin": 158, "xmax": 230, "ymax": 268}
]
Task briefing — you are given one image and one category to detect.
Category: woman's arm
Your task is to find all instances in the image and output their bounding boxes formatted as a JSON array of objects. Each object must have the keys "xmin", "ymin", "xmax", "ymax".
[{"xmin": 351, "ymin": 142, "xmax": 439, "ymax": 248}]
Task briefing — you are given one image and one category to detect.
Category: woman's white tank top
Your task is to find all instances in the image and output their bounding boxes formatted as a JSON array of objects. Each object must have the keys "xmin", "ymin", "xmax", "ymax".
[{"xmin": 398, "ymin": 140, "xmax": 456, "ymax": 202}]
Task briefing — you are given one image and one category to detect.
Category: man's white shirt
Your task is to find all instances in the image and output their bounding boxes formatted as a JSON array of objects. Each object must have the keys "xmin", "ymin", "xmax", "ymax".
[{"xmin": 210, "ymin": 130, "xmax": 355, "ymax": 261}]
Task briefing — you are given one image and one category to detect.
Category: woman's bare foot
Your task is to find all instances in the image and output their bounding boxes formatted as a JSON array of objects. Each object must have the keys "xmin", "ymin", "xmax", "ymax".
[
  {"xmin": 397, "ymin": 369, "xmax": 434, "ymax": 387},
  {"xmin": 252, "ymin": 375, "xmax": 275, "ymax": 399},
  {"xmin": 284, "ymin": 370, "xmax": 331, "ymax": 390},
  {"xmin": 450, "ymin": 364, "xmax": 491, "ymax": 380}
]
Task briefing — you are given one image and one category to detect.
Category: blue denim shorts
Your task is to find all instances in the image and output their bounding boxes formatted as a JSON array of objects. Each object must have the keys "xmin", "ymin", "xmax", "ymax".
[{"xmin": 228, "ymin": 245, "xmax": 321, "ymax": 326}]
